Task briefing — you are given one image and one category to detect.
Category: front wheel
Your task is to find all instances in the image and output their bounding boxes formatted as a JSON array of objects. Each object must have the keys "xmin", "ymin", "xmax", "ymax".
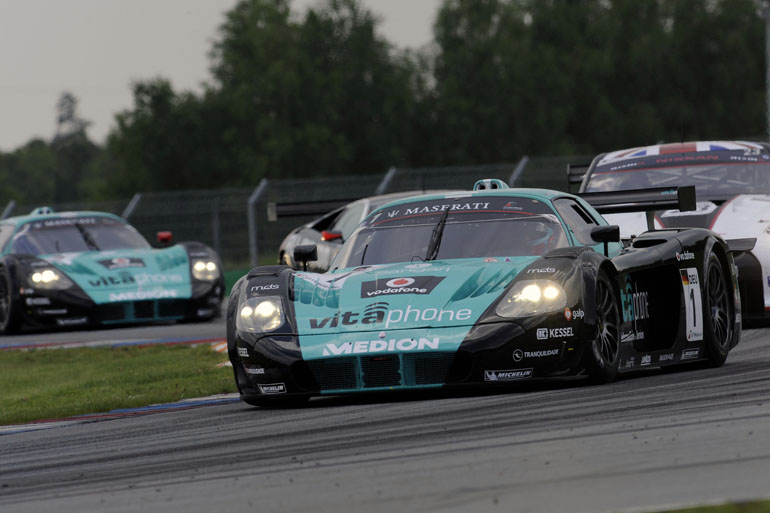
[
  {"xmin": 0, "ymin": 268, "xmax": 20, "ymax": 335},
  {"xmin": 702, "ymin": 253, "xmax": 732, "ymax": 367},
  {"xmin": 584, "ymin": 272, "xmax": 621, "ymax": 383}
]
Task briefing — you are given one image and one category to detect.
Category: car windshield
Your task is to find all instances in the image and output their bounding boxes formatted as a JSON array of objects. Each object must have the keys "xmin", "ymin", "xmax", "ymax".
[
  {"xmin": 586, "ymin": 158, "xmax": 770, "ymax": 198},
  {"xmin": 9, "ymin": 216, "xmax": 150, "ymax": 255},
  {"xmin": 331, "ymin": 196, "xmax": 569, "ymax": 268}
]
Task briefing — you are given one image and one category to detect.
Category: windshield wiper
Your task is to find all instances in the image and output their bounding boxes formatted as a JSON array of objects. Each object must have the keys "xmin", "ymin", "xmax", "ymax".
[
  {"xmin": 75, "ymin": 224, "xmax": 100, "ymax": 251},
  {"xmin": 425, "ymin": 209, "xmax": 449, "ymax": 261}
]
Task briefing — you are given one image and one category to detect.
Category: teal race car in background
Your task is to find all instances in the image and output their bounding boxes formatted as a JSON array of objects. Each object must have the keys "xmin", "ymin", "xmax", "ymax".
[
  {"xmin": 227, "ymin": 179, "xmax": 743, "ymax": 406},
  {"xmin": 0, "ymin": 208, "xmax": 224, "ymax": 333}
]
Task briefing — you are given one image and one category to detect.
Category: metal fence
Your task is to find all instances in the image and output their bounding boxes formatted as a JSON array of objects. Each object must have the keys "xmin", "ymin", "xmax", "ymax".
[{"xmin": 0, "ymin": 154, "xmax": 588, "ymax": 268}]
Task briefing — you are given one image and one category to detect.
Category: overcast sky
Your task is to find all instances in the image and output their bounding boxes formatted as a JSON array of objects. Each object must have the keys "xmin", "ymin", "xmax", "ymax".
[{"xmin": 0, "ymin": 0, "xmax": 440, "ymax": 152}]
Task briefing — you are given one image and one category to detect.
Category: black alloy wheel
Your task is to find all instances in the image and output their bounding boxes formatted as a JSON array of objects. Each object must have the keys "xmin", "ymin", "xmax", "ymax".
[
  {"xmin": 0, "ymin": 268, "xmax": 19, "ymax": 334},
  {"xmin": 586, "ymin": 272, "xmax": 621, "ymax": 383},
  {"xmin": 704, "ymin": 253, "xmax": 732, "ymax": 366}
]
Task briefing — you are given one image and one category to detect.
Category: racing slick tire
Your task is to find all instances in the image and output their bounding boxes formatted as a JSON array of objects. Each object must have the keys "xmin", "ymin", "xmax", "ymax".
[
  {"xmin": 0, "ymin": 266, "xmax": 20, "ymax": 335},
  {"xmin": 584, "ymin": 271, "xmax": 621, "ymax": 383},
  {"xmin": 702, "ymin": 252, "xmax": 733, "ymax": 367}
]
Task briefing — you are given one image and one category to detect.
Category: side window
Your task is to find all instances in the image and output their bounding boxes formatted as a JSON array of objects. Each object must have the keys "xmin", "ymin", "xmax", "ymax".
[
  {"xmin": 330, "ymin": 202, "xmax": 366, "ymax": 240},
  {"xmin": 0, "ymin": 224, "xmax": 14, "ymax": 253},
  {"xmin": 553, "ymin": 198, "xmax": 598, "ymax": 245}
]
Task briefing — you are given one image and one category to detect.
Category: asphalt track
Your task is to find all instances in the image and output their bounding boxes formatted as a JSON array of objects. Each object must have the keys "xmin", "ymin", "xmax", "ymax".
[{"xmin": 1, "ymin": 326, "xmax": 769, "ymax": 513}]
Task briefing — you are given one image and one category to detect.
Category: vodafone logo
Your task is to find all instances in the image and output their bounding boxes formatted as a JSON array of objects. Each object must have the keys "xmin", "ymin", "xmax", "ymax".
[
  {"xmin": 361, "ymin": 276, "xmax": 445, "ymax": 298},
  {"xmin": 386, "ymin": 277, "xmax": 415, "ymax": 288}
]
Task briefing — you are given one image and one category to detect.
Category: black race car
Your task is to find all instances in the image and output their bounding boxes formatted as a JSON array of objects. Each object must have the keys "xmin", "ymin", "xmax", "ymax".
[{"xmin": 227, "ymin": 179, "xmax": 744, "ymax": 405}]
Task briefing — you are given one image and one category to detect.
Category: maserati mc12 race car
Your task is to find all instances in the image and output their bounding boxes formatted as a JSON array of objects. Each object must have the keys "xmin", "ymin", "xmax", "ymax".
[
  {"xmin": 227, "ymin": 179, "xmax": 744, "ymax": 405},
  {"xmin": 0, "ymin": 208, "xmax": 224, "ymax": 333}
]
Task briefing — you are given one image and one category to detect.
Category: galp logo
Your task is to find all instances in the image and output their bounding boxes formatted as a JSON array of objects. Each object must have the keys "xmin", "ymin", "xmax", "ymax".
[{"xmin": 361, "ymin": 276, "xmax": 445, "ymax": 298}]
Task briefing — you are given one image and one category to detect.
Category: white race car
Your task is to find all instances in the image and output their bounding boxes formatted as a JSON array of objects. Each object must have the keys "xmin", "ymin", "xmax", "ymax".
[{"xmin": 572, "ymin": 141, "xmax": 767, "ymax": 320}]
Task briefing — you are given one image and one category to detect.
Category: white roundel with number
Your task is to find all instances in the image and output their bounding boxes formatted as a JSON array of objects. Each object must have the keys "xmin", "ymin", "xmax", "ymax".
[{"xmin": 680, "ymin": 268, "xmax": 703, "ymax": 341}]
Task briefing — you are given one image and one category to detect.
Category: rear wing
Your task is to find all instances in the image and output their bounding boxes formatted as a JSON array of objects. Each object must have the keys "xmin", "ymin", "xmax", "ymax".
[
  {"xmin": 579, "ymin": 186, "xmax": 696, "ymax": 231},
  {"xmin": 266, "ymin": 199, "xmax": 357, "ymax": 222},
  {"xmin": 567, "ymin": 162, "xmax": 591, "ymax": 191}
]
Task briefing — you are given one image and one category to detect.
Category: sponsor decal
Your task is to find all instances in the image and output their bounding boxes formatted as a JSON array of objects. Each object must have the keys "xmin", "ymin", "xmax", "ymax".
[
  {"xmin": 108, "ymin": 290, "xmax": 178, "ymax": 302},
  {"xmin": 258, "ymin": 383, "xmax": 286, "ymax": 394},
  {"xmin": 681, "ymin": 349, "xmax": 700, "ymax": 361},
  {"xmin": 503, "ymin": 202, "xmax": 523, "ymax": 211},
  {"xmin": 523, "ymin": 349, "xmax": 559, "ymax": 358},
  {"xmin": 483, "ymin": 257, "xmax": 498, "ymax": 263},
  {"xmin": 88, "ymin": 272, "xmax": 183, "ymax": 288},
  {"xmin": 244, "ymin": 366, "xmax": 265, "ymax": 375},
  {"xmin": 404, "ymin": 263, "xmax": 433, "ymax": 269},
  {"xmin": 572, "ymin": 308, "xmax": 585, "ymax": 320},
  {"xmin": 641, "ymin": 355, "xmax": 652, "ymax": 366},
  {"xmin": 620, "ymin": 277, "xmax": 649, "ymax": 324},
  {"xmin": 675, "ymin": 251, "xmax": 695, "ymax": 262},
  {"xmin": 237, "ymin": 347, "xmax": 249, "ymax": 358},
  {"xmin": 484, "ymin": 369, "xmax": 533, "ymax": 381},
  {"xmin": 402, "ymin": 202, "xmax": 491, "ymax": 216},
  {"xmin": 98, "ymin": 257, "xmax": 145, "ymax": 270},
  {"xmin": 32, "ymin": 217, "xmax": 97, "ymax": 228},
  {"xmin": 308, "ymin": 302, "xmax": 472, "ymax": 330},
  {"xmin": 251, "ymin": 283, "xmax": 279, "ymax": 293},
  {"xmin": 527, "ymin": 267, "xmax": 556, "ymax": 274},
  {"xmin": 56, "ymin": 317, "xmax": 88, "ymax": 326},
  {"xmin": 26, "ymin": 297, "xmax": 51, "ymax": 306},
  {"xmin": 360, "ymin": 276, "xmax": 445, "ymax": 298},
  {"xmin": 624, "ymin": 357, "xmax": 635, "ymax": 368},
  {"xmin": 658, "ymin": 353, "xmax": 675, "ymax": 362},
  {"xmin": 621, "ymin": 330, "xmax": 636, "ymax": 342},
  {"xmin": 321, "ymin": 337, "xmax": 439, "ymax": 356},
  {"xmin": 680, "ymin": 268, "xmax": 704, "ymax": 342},
  {"xmin": 512, "ymin": 349, "xmax": 524, "ymax": 362},
  {"xmin": 536, "ymin": 327, "xmax": 573, "ymax": 339}
]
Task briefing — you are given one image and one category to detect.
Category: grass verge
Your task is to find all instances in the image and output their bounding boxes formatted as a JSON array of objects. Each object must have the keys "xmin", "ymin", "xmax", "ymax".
[
  {"xmin": 0, "ymin": 344, "xmax": 237, "ymax": 426},
  {"xmin": 639, "ymin": 500, "xmax": 770, "ymax": 513}
]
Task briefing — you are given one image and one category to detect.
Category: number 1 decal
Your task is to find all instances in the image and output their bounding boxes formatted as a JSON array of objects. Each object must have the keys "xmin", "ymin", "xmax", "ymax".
[{"xmin": 680, "ymin": 268, "xmax": 703, "ymax": 341}]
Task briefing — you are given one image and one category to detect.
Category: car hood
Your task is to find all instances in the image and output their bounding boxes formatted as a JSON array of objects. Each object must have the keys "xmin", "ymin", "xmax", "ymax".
[
  {"xmin": 292, "ymin": 257, "xmax": 538, "ymax": 337},
  {"xmin": 40, "ymin": 246, "xmax": 192, "ymax": 303}
]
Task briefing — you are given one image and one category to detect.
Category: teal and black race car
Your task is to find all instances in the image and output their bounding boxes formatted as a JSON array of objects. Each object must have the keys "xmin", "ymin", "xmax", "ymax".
[
  {"xmin": 227, "ymin": 180, "xmax": 744, "ymax": 405},
  {"xmin": 0, "ymin": 208, "xmax": 224, "ymax": 333}
]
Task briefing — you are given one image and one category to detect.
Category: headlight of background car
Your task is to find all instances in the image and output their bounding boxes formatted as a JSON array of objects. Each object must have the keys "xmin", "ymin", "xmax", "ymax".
[
  {"xmin": 192, "ymin": 259, "xmax": 219, "ymax": 281},
  {"xmin": 495, "ymin": 280, "xmax": 566, "ymax": 318},
  {"xmin": 236, "ymin": 295, "xmax": 284, "ymax": 333},
  {"xmin": 27, "ymin": 268, "xmax": 74, "ymax": 290}
]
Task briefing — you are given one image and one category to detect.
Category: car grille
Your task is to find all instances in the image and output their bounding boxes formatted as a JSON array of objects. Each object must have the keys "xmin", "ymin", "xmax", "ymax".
[
  {"xmin": 306, "ymin": 352, "xmax": 455, "ymax": 391},
  {"xmin": 94, "ymin": 299, "xmax": 188, "ymax": 324}
]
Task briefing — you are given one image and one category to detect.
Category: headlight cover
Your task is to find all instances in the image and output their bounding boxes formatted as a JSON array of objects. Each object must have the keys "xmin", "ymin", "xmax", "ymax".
[
  {"xmin": 236, "ymin": 295, "xmax": 284, "ymax": 333},
  {"xmin": 495, "ymin": 280, "xmax": 566, "ymax": 318},
  {"xmin": 192, "ymin": 259, "xmax": 219, "ymax": 281},
  {"xmin": 28, "ymin": 268, "xmax": 74, "ymax": 290}
]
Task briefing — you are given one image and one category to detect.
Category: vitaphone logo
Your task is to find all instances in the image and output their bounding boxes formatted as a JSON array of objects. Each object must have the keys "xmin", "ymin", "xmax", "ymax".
[
  {"xmin": 620, "ymin": 276, "xmax": 649, "ymax": 323},
  {"xmin": 308, "ymin": 302, "xmax": 472, "ymax": 330},
  {"xmin": 360, "ymin": 276, "xmax": 445, "ymax": 298},
  {"xmin": 89, "ymin": 272, "xmax": 184, "ymax": 288}
]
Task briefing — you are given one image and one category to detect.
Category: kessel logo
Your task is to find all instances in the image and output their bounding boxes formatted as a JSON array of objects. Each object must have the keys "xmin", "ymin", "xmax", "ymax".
[
  {"xmin": 98, "ymin": 257, "xmax": 145, "ymax": 270},
  {"xmin": 360, "ymin": 276, "xmax": 445, "ymax": 298}
]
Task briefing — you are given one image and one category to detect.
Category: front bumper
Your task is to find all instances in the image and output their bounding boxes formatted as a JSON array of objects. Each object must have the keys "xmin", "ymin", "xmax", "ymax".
[{"xmin": 230, "ymin": 318, "xmax": 588, "ymax": 399}]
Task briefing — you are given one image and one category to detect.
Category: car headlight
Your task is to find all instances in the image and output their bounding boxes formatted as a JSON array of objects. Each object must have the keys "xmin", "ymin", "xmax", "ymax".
[
  {"xmin": 495, "ymin": 280, "xmax": 566, "ymax": 318},
  {"xmin": 192, "ymin": 259, "xmax": 219, "ymax": 281},
  {"xmin": 236, "ymin": 295, "xmax": 284, "ymax": 333},
  {"xmin": 28, "ymin": 268, "xmax": 74, "ymax": 290}
]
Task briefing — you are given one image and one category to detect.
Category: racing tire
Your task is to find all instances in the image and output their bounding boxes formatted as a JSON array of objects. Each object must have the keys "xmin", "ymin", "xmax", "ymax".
[
  {"xmin": 0, "ymin": 267, "xmax": 20, "ymax": 335},
  {"xmin": 585, "ymin": 271, "xmax": 621, "ymax": 383},
  {"xmin": 702, "ymin": 252, "xmax": 732, "ymax": 367}
]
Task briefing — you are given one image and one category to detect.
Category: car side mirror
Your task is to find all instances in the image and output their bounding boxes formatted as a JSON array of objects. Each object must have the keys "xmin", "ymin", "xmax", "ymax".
[
  {"xmin": 321, "ymin": 230, "xmax": 343, "ymax": 242},
  {"xmin": 591, "ymin": 225, "xmax": 620, "ymax": 256},
  {"xmin": 156, "ymin": 231, "xmax": 173, "ymax": 246},
  {"xmin": 294, "ymin": 244, "xmax": 318, "ymax": 271}
]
